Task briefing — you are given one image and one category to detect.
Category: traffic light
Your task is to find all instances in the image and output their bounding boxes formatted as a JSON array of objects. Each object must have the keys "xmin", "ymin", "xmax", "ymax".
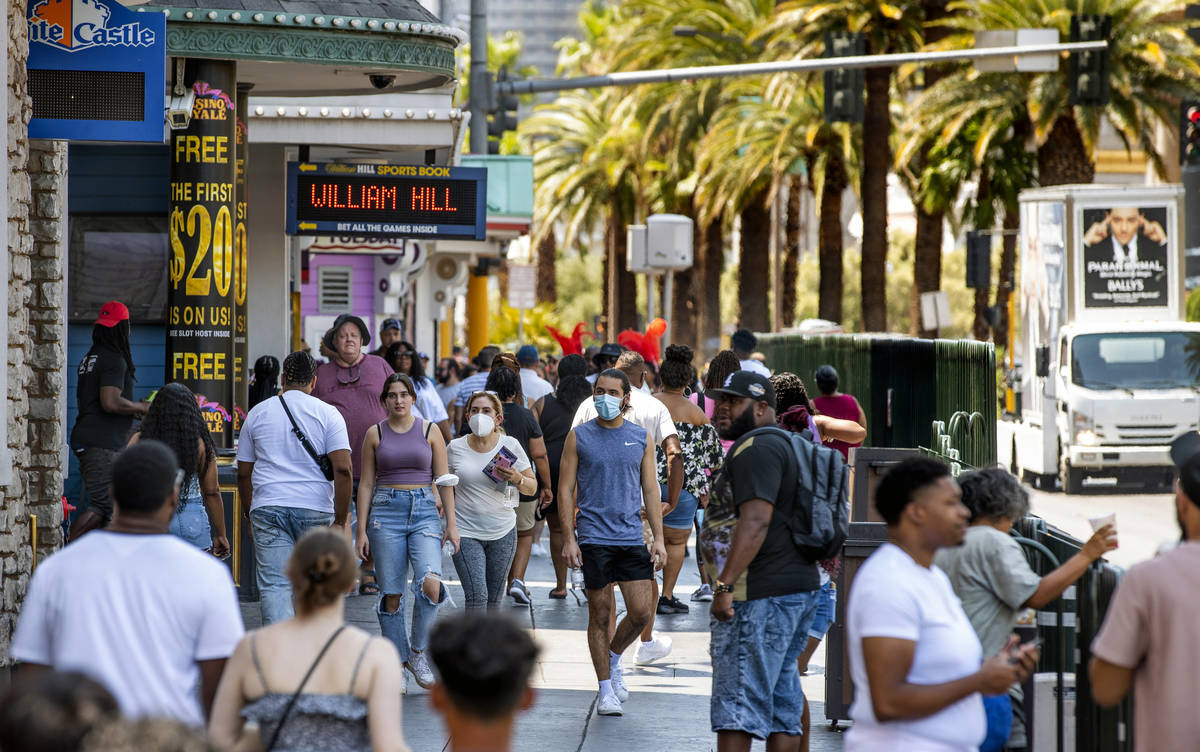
[
  {"xmin": 966, "ymin": 231, "xmax": 991, "ymax": 289},
  {"xmin": 1182, "ymin": 102, "xmax": 1200, "ymax": 166},
  {"xmin": 486, "ymin": 66, "xmax": 520, "ymax": 155},
  {"xmin": 1069, "ymin": 14, "xmax": 1110, "ymax": 107},
  {"xmin": 823, "ymin": 32, "xmax": 864, "ymax": 124}
]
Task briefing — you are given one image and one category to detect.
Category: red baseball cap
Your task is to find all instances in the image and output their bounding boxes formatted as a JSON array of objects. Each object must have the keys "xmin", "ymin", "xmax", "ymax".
[{"xmin": 95, "ymin": 301, "xmax": 130, "ymax": 328}]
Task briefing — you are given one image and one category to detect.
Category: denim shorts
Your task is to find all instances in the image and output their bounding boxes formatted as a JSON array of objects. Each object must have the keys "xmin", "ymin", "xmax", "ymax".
[
  {"xmin": 710, "ymin": 590, "xmax": 820, "ymax": 739},
  {"xmin": 168, "ymin": 496, "xmax": 212, "ymax": 550},
  {"xmin": 807, "ymin": 581, "xmax": 836, "ymax": 639},
  {"xmin": 661, "ymin": 484, "xmax": 700, "ymax": 530}
]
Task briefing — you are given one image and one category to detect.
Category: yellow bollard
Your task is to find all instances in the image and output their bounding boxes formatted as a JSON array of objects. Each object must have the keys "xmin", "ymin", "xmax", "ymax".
[
  {"xmin": 440, "ymin": 316, "xmax": 453, "ymax": 360},
  {"xmin": 30, "ymin": 514, "xmax": 37, "ymax": 572}
]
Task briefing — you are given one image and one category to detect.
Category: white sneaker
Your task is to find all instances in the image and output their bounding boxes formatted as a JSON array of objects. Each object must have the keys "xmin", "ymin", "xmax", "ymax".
[
  {"xmin": 635, "ymin": 633, "xmax": 673, "ymax": 665},
  {"xmin": 509, "ymin": 578, "xmax": 531, "ymax": 605},
  {"xmin": 400, "ymin": 667, "xmax": 408, "ymax": 695},
  {"xmin": 610, "ymin": 662, "xmax": 629, "ymax": 702},
  {"xmin": 596, "ymin": 692, "xmax": 623, "ymax": 716},
  {"xmin": 406, "ymin": 651, "xmax": 435, "ymax": 689},
  {"xmin": 531, "ymin": 541, "xmax": 549, "ymax": 557}
]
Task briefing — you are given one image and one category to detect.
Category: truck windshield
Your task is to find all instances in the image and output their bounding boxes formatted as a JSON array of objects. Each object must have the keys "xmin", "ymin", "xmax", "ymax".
[{"xmin": 1072, "ymin": 332, "xmax": 1200, "ymax": 390}]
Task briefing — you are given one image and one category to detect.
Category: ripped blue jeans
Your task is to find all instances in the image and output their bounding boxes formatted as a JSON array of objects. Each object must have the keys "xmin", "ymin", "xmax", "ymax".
[{"xmin": 366, "ymin": 486, "xmax": 446, "ymax": 661}]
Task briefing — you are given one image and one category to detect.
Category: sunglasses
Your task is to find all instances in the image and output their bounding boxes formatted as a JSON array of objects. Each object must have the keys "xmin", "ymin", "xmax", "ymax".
[{"xmin": 336, "ymin": 364, "xmax": 360, "ymax": 385}]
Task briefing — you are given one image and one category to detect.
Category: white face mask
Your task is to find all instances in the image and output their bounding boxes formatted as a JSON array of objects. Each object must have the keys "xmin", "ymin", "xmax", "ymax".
[{"xmin": 468, "ymin": 413, "xmax": 495, "ymax": 437}]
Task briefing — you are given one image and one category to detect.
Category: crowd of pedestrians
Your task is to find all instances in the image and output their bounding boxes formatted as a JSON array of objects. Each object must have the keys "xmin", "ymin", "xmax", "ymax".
[{"xmin": 22, "ymin": 302, "xmax": 1181, "ymax": 752}]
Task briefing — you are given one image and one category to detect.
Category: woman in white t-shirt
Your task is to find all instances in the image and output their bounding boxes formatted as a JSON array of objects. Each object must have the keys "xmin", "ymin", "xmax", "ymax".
[
  {"xmin": 846, "ymin": 457, "xmax": 1039, "ymax": 752},
  {"xmin": 446, "ymin": 391, "xmax": 536, "ymax": 609}
]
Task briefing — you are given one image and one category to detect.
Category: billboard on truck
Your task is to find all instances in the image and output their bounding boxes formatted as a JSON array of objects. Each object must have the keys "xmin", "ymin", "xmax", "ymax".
[{"xmin": 1080, "ymin": 205, "xmax": 1172, "ymax": 309}]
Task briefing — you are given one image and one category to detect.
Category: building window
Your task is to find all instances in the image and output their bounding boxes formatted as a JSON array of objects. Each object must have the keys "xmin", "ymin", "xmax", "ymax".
[
  {"xmin": 317, "ymin": 265, "xmax": 353, "ymax": 313},
  {"xmin": 68, "ymin": 215, "xmax": 168, "ymax": 323}
]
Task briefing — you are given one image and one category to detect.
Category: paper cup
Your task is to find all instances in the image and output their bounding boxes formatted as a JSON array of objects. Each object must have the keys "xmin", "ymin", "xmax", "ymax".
[{"xmin": 1089, "ymin": 513, "xmax": 1116, "ymax": 533}]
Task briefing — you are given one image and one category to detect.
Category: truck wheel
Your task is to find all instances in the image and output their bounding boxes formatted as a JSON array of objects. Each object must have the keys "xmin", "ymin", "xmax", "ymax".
[{"xmin": 1060, "ymin": 457, "xmax": 1084, "ymax": 494}]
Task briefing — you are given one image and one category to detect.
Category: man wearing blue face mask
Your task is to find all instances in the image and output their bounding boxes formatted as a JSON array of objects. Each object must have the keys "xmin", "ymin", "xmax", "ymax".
[
  {"xmin": 560, "ymin": 368, "xmax": 668, "ymax": 718},
  {"xmin": 573, "ymin": 350, "xmax": 682, "ymax": 665}
]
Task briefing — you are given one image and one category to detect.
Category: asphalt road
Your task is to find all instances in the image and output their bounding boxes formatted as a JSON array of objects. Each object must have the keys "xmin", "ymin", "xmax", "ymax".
[{"xmin": 1026, "ymin": 483, "xmax": 1179, "ymax": 569}]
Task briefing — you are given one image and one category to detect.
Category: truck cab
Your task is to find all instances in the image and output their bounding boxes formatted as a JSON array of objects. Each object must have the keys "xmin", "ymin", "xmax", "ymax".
[{"xmin": 1054, "ymin": 322, "xmax": 1200, "ymax": 492}]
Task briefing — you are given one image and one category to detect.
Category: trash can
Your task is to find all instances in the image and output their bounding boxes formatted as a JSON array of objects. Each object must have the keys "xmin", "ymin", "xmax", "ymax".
[{"xmin": 824, "ymin": 521, "xmax": 888, "ymax": 724}]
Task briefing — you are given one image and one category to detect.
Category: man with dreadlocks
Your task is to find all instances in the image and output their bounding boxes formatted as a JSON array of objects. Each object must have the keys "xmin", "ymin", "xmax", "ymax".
[{"xmin": 69, "ymin": 302, "xmax": 149, "ymax": 540}]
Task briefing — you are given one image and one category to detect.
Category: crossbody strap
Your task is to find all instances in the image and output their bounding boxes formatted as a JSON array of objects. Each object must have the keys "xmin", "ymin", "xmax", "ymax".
[
  {"xmin": 264, "ymin": 625, "xmax": 347, "ymax": 752},
  {"xmin": 278, "ymin": 394, "xmax": 323, "ymax": 466}
]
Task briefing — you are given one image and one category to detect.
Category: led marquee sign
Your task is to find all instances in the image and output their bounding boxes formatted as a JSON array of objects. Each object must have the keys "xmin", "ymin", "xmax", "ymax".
[{"xmin": 286, "ymin": 162, "xmax": 487, "ymax": 240}]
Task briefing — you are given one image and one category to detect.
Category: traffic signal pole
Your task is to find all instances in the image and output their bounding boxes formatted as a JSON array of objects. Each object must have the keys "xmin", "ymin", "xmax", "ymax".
[
  {"xmin": 495, "ymin": 41, "xmax": 1107, "ymax": 97},
  {"xmin": 468, "ymin": 0, "xmax": 488, "ymax": 155}
]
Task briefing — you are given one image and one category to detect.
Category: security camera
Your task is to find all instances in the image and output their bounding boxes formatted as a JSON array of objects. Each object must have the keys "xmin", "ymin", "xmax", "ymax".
[
  {"xmin": 166, "ymin": 90, "xmax": 196, "ymax": 130},
  {"xmin": 368, "ymin": 74, "xmax": 396, "ymax": 90}
]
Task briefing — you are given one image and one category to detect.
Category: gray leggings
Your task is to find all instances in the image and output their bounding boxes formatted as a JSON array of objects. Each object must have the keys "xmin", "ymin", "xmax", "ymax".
[{"xmin": 452, "ymin": 527, "xmax": 518, "ymax": 609}]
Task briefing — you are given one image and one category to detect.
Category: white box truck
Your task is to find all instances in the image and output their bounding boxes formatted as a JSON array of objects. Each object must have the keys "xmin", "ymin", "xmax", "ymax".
[{"xmin": 998, "ymin": 184, "xmax": 1200, "ymax": 492}]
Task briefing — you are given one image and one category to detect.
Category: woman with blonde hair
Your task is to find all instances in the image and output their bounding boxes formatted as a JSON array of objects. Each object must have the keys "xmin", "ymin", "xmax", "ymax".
[
  {"xmin": 209, "ymin": 529, "xmax": 408, "ymax": 752},
  {"xmin": 446, "ymin": 391, "xmax": 536, "ymax": 609}
]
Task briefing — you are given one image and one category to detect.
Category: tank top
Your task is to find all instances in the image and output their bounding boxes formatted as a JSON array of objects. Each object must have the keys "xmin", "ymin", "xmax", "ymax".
[
  {"xmin": 374, "ymin": 418, "xmax": 433, "ymax": 485},
  {"xmin": 574, "ymin": 419, "xmax": 647, "ymax": 546}
]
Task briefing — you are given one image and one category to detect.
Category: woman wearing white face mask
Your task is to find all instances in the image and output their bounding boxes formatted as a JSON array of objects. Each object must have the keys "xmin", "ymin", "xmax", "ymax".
[{"xmin": 446, "ymin": 391, "xmax": 536, "ymax": 609}]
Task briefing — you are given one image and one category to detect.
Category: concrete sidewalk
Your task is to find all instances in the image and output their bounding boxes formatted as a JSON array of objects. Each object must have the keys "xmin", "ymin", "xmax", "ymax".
[{"xmin": 240, "ymin": 540, "xmax": 847, "ymax": 752}]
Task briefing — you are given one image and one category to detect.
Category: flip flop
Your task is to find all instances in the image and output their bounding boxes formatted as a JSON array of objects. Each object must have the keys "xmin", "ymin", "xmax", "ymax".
[
  {"xmin": 549, "ymin": 589, "xmax": 567, "ymax": 600},
  {"xmin": 359, "ymin": 581, "xmax": 381, "ymax": 596}
]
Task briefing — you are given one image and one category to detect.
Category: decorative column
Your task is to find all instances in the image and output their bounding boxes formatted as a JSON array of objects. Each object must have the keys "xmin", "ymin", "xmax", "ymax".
[
  {"xmin": 168, "ymin": 60, "xmax": 237, "ymax": 447},
  {"xmin": 234, "ymin": 82, "xmax": 251, "ymax": 431}
]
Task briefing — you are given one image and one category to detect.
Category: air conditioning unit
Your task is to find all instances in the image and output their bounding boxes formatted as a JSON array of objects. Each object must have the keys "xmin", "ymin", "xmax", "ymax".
[{"xmin": 423, "ymin": 254, "xmax": 470, "ymax": 321}]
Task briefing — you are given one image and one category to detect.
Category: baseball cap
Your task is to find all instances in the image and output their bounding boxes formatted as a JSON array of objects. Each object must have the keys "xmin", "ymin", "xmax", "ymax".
[
  {"xmin": 1171, "ymin": 432, "xmax": 1200, "ymax": 501},
  {"xmin": 706, "ymin": 371, "xmax": 777, "ymax": 409},
  {"xmin": 95, "ymin": 301, "xmax": 130, "ymax": 328},
  {"xmin": 380, "ymin": 318, "xmax": 401, "ymax": 333},
  {"xmin": 595, "ymin": 343, "xmax": 624, "ymax": 362},
  {"xmin": 516, "ymin": 345, "xmax": 539, "ymax": 365}
]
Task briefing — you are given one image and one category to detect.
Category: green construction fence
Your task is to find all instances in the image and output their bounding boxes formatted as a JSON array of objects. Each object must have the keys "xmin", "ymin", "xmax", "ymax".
[{"xmin": 756, "ymin": 333, "xmax": 997, "ymax": 467}]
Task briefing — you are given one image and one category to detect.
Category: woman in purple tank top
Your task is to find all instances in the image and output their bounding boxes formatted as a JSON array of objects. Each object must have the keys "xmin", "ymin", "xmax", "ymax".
[{"xmin": 356, "ymin": 373, "xmax": 458, "ymax": 694}]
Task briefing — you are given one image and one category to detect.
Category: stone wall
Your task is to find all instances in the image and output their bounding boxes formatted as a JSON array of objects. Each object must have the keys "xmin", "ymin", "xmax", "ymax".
[{"xmin": 0, "ymin": 0, "xmax": 66, "ymax": 668}]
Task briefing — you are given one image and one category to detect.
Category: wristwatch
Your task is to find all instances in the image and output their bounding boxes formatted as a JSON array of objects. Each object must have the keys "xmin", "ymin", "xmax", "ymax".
[{"xmin": 713, "ymin": 580, "xmax": 734, "ymax": 595}]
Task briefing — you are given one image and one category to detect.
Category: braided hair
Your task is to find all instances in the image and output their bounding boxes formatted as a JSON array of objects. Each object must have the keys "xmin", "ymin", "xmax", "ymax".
[
  {"xmin": 703, "ymin": 350, "xmax": 740, "ymax": 391},
  {"xmin": 92, "ymin": 320, "xmax": 135, "ymax": 380},
  {"xmin": 137, "ymin": 382, "xmax": 215, "ymax": 494},
  {"xmin": 771, "ymin": 371, "xmax": 816, "ymax": 415},
  {"xmin": 248, "ymin": 355, "xmax": 280, "ymax": 410},
  {"xmin": 282, "ymin": 350, "xmax": 319, "ymax": 387}
]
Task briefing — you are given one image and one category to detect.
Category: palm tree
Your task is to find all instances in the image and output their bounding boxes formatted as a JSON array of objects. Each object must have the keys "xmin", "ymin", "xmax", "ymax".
[
  {"xmin": 925, "ymin": 0, "xmax": 1200, "ymax": 187},
  {"xmin": 767, "ymin": 0, "xmax": 926, "ymax": 332},
  {"xmin": 520, "ymin": 89, "xmax": 645, "ymax": 335}
]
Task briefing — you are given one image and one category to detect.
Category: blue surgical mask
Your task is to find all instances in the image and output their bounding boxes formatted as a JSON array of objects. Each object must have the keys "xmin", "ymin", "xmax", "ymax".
[{"xmin": 594, "ymin": 394, "xmax": 622, "ymax": 420}]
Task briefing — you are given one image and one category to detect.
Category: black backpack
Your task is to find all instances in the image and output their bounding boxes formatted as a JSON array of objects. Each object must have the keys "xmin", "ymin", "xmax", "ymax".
[{"xmin": 743, "ymin": 426, "xmax": 849, "ymax": 561}]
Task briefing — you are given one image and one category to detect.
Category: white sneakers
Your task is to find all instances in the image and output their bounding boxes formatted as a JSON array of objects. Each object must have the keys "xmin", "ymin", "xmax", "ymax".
[
  {"xmin": 596, "ymin": 692, "xmax": 623, "ymax": 716},
  {"xmin": 635, "ymin": 632, "xmax": 673, "ymax": 665},
  {"xmin": 406, "ymin": 651, "xmax": 435, "ymax": 689},
  {"xmin": 610, "ymin": 661, "xmax": 629, "ymax": 702}
]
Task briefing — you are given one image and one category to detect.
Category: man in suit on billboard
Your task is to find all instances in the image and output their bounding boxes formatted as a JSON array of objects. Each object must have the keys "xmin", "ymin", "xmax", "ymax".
[{"xmin": 1082, "ymin": 206, "xmax": 1170, "ymax": 308}]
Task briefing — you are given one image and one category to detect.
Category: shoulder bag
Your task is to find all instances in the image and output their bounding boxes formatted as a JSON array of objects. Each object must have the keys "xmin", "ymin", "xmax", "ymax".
[{"xmin": 278, "ymin": 394, "xmax": 336, "ymax": 481}]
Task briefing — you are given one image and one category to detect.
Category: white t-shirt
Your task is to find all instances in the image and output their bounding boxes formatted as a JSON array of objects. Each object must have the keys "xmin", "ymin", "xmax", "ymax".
[
  {"xmin": 846, "ymin": 543, "xmax": 985, "ymax": 752},
  {"xmin": 520, "ymin": 368, "xmax": 554, "ymax": 404},
  {"xmin": 236, "ymin": 391, "xmax": 351, "ymax": 513},
  {"xmin": 12, "ymin": 532, "xmax": 244, "ymax": 726},
  {"xmin": 446, "ymin": 434, "xmax": 531, "ymax": 541},
  {"xmin": 572, "ymin": 388, "xmax": 678, "ymax": 447},
  {"xmin": 740, "ymin": 358, "xmax": 772, "ymax": 377},
  {"xmin": 414, "ymin": 376, "xmax": 449, "ymax": 424}
]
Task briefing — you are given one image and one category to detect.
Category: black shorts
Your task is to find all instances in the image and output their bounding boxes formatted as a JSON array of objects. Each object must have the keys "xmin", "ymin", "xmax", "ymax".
[
  {"xmin": 580, "ymin": 543, "xmax": 653, "ymax": 590},
  {"xmin": 76, "ymin": 446, "xmax": 119, "ymax": 520}
]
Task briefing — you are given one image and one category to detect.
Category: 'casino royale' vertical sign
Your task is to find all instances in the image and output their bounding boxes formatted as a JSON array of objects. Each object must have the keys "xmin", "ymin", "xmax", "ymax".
[
  {"xmin": 167, "ymin": 60, "xmax": 237, "ymax": 446},
  {"xmin": 233, "ymin": 83, "xmax": 251, "ymax": 432}
]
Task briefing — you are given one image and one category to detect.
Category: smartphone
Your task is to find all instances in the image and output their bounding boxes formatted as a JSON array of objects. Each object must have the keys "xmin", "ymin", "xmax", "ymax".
[{"xmin": 1009, "ymin": 636, "xmax": 1043, "ymax": 663}]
